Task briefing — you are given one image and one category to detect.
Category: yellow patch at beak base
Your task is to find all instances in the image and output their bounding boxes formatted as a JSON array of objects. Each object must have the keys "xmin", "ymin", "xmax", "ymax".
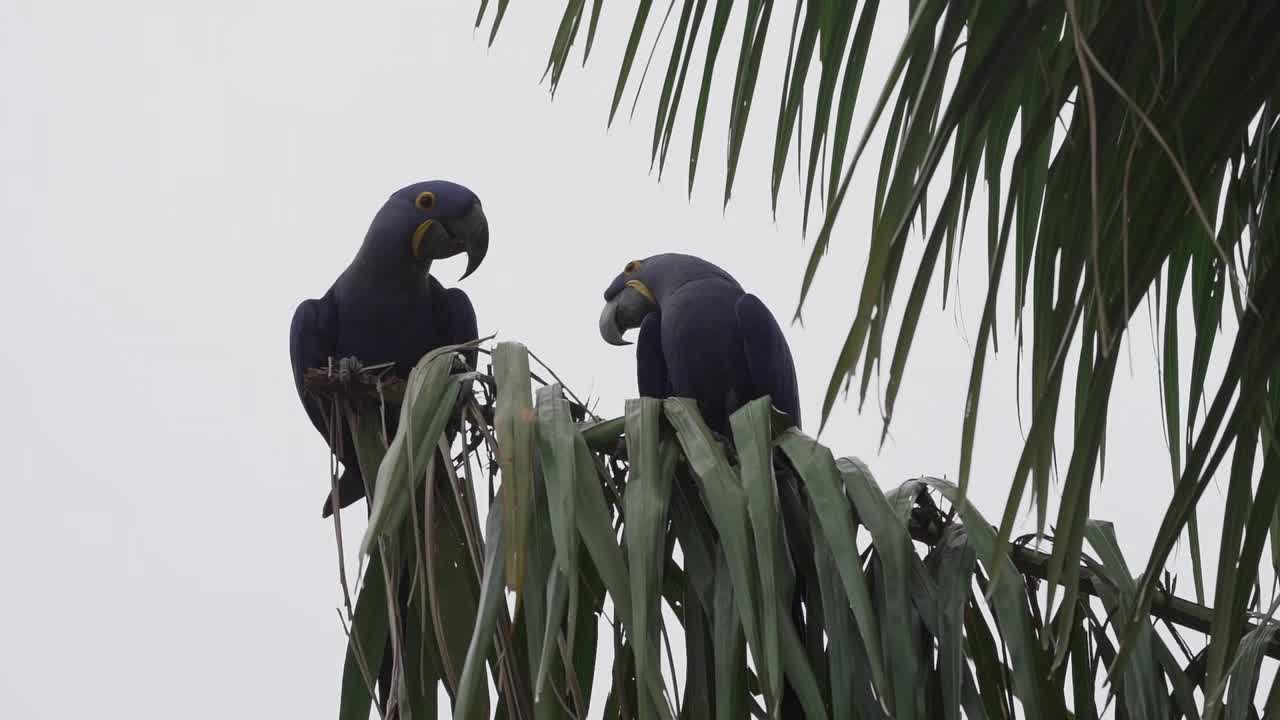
[
  {"xmin": 411, "ymin": 219, "xmax": 435, "ymax": 258},
  {"xmin": 625, "ymin": 279, "xmax": 655, "ymax": 304}
]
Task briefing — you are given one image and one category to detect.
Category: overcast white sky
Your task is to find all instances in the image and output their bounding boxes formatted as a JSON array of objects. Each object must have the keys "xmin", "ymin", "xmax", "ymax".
[{"xmin": 1, "ymin": 1, "xmax": 1270, "ymax": 717}]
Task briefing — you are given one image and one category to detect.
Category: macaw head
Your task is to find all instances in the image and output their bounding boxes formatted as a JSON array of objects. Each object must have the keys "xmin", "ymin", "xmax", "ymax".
[
  {"xmin": 360, "ymin": 180, "xmax": 489, "ymax": 280},
  {"xmin": 597, "ymin": 253, "xmax": 736, "ymax": 345}
]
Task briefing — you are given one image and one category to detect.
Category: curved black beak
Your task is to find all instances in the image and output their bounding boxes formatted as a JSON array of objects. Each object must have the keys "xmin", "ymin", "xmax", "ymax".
[
  {"xmin": 417, "ymin": 201, "xmax": 488, "ymax": 279},
  {"xmin": 599, "ymin": 297, "xmax": 631, "ymax": 346},
  {"xmin": 598, "ymin": 281, "xmax": 657, "ymax": 346},
  {"xmin": 450, "ymin": 201, "xmax": 489, "ymax": 280}
]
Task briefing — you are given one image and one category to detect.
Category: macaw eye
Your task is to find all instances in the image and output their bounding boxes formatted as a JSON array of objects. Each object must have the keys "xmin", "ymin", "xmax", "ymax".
[
  {"xmin": 415, "ymin": 191, "xmax": 437, "ymax": 211},
  {"xmin": 624, "ymin": 260, "xmax": 641, "ymax": 274}
]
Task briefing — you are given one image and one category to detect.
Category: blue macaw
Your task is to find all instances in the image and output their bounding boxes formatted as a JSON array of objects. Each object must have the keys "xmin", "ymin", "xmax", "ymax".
[
  {"xmin": 599, "ymin": 252, "xmax": 808, "ymax": 716},
  {"xmin": 290, "ymin": 180, "xmax": 488, "ymax": 517},
  {"xmin": 597, "ymin": 252, "xmax": 801, "ymax": 433}
]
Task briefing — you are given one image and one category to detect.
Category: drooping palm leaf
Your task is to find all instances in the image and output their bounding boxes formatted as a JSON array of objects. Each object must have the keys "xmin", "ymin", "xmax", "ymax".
[
  {"xmin": 305, "ymin": 343, "xmax": 1277, "ymax": 717},
  {"xmin": 474, "ymin": 1, "xmax": 1280, "ymax": 695}
]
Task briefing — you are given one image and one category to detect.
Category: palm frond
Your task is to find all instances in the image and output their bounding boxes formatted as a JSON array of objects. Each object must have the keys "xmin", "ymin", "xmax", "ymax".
[
  {"xmin": 308, "ymin": 343, "xmax": 1278, "ymax": 717},
  {"xmin": 475, "ymin": 2, "xmax": 1280, "ymax": 696}
]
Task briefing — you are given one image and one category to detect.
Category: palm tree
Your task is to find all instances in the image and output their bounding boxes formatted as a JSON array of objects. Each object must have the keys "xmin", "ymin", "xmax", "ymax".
[{"xmin": 321, "ymin": 3, "xmax": 1280, "ymax": 718}]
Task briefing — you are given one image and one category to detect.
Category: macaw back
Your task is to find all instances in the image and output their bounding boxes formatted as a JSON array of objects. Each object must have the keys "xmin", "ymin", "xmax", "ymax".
[{"xmin": 659, "ymin": 279, "xmax": 755, "ymax": 434}]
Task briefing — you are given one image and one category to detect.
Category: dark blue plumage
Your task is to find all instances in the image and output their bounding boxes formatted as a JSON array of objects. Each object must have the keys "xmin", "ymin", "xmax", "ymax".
[
  {"xmin": 599, "ymin": 252, "xmax": 806, "ymax": 717},
  {"xmin": 290, "ymin": 180, "xmax": 488, "ymax": 517},
  {"xmin": 598, "ymin": 253, "xmax": 801, "ymax": 433}
]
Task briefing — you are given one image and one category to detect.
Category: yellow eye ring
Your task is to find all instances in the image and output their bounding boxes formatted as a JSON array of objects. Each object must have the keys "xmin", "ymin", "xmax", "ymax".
[
  {"xmin": 415, "ymin": 191, "xmax": 436, "ymax": 211},
  {"xmin": 623, "ymin": 260, "xmax": 641, "ymax": 274}
]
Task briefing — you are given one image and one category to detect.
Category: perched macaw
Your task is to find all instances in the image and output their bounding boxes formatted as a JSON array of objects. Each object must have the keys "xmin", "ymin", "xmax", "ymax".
[
  {"xmin": 599, "ymin": 252, "xmax": 808, "ymax": 716},
  {"xmin": 597, "ymin": 252, "xmax": 801, "ymax": 432},
  {"xmin": 289, "ymin": 180, "xmax": 488, "ymax": 517}
]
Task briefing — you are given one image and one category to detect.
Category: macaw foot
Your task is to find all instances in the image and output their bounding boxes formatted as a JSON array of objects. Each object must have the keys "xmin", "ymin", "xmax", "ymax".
[
  {"xmin": 335, "ymin": 356, "xmax": 364, "ymax": 385},
  {"xmin": 709, "ymin": 429, "xmax": 737, "ymax": 464}
]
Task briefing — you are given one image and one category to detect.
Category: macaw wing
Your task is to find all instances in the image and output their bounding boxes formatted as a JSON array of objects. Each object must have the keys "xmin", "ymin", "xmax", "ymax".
[
  {"xmin": 291, "ymin": 292, "xmax": 370, "ymax": 517},
  {"xmin": 290, "ymin": 292, "xmax": 339, "ymax": 439},
  {"xmin": 431, "ymin": 279, "xmax": 480, "ymax": 370},
  {"xmin": 735, "ymin": 293, "xmax": 802, "ymax": 429}
]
